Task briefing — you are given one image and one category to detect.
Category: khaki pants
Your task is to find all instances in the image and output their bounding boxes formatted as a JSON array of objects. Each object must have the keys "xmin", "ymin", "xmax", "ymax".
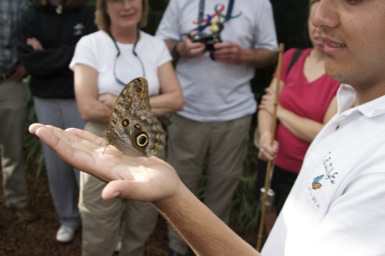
[
  {"xmin": 0, "ymin": 79, "xmax": 28, "ymax": 209},
  {"xmin": 79, "ymin": 122, "xmax": 160, "ymax": 256},
  {"xmin": 167, "ymin": 114, "xmax": 252, "ymax": 254}
]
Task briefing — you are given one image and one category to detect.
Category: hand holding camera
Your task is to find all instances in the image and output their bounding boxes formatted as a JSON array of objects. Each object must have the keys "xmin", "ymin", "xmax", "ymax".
[
  {"xmin": 210, "ymin": 41, "xmax": 243, "ymax": 64},
  {"xmin": 175, "ymin": 35, "xmax": 206, "ymax": 59},
  {"xmin": 183, "ymin": 27, "xmax": 241, "ymax": 63},
  {"xmin": 178, "ymin": 26, "xmax": 241, "ymax": 63},
  {"xmin": 188, "ymin": 30, "xmax": 222, "ymax": 53},
  {"xmin": 186, "ymin": 23, "xmax": 223, "ymax": 60}
]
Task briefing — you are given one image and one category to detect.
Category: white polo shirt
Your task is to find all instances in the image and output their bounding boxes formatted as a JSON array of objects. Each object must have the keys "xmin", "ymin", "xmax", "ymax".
[{"xmin": 262, "ymin": 84, "xmax": 385, "ymax": 255}]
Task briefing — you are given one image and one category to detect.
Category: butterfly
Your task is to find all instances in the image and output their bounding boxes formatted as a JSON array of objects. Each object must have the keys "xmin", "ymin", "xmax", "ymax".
[{"xmin": 103, "ymin": 77, "xmax": 166, "ymax": 157}]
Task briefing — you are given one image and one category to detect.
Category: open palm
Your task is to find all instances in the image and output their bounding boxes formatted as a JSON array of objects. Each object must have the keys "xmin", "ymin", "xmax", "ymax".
[{"xmin": 29, "ymin": 123, "xmax": 180, "ymax": 202}]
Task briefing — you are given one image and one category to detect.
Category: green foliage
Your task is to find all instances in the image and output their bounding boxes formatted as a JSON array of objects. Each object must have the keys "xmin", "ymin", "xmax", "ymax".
[
  {"xmin": 146, "ymin": 0, "xmax": 169, "ymax": 35},
  {"xmin": 230, "ymin": 166, "xmax": 260, "ymax": 237},
  {"xmin": 229, "ymin": 126, "xmax": 260, "ymax": 239},
  {"xmin": 85, "ymin": 0, "xmax": 96, "ymax": 7}
]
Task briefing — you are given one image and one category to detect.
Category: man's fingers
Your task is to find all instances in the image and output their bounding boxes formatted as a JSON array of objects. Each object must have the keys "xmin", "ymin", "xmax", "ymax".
[
  {"xmin": 30, "ymin": 123, "xmax": 104, "ymax": 170},
  {"xmin": 66, "ymin": 127, "xmax": 108, "ymax": 147},
  {"xmin": 29, "ymin": 123, "xmax": 45, "ymax": 134},
  {"xmin": 29, "ymin": 123, "xmax": 65, "ymax": 148},
  {"xmin": 102, "ymin": 180, "xmax": 132, "ymax": 200},
  {"xmin": 102, "ymin": 180, "xmax": 154, "ymax": 202}
]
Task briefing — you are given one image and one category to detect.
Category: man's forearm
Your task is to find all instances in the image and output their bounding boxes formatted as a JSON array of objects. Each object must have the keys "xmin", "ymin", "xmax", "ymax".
[
  {"xmin": 154, "ymin": 184, "xmax": 260, "ymax": 256},
  {"xmin": 241, "ymin": 48, "xmax": 277, "ymax": 68}
]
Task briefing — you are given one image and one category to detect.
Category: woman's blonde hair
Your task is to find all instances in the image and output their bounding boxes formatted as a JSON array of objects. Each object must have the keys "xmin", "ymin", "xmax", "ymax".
[
  {"xmin": 95, "ymin": 0, "xmax": 149, "ymax": 32},
  {"xmin": 33, "ymin": 0, "xmax": 84, "ymax": 10}
]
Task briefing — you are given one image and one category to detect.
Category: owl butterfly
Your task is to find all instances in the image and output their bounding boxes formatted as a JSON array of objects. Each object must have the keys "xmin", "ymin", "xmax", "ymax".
[{"xmin": 103, "ymin": 77, "xmax": 166, "ymax": 157}]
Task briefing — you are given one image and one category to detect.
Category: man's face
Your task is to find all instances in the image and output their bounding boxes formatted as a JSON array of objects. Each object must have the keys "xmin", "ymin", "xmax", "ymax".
[{"xmin": 311, "ymin": 0, "xmax": 385, "ymax": 94}]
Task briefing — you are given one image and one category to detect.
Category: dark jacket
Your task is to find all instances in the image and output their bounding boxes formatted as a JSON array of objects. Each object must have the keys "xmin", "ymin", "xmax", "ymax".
[{"xmin": 17, "ymin": 3, "xmax": 97, "ymax": 99}]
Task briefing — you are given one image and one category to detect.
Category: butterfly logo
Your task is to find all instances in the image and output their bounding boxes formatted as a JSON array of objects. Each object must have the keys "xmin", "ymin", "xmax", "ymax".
[{"xmin": 312, "ymin": 175, "xmax": 324, "ymax": 190}]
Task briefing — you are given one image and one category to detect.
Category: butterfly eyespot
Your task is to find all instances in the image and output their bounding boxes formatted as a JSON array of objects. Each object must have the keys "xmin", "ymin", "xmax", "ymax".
[
  {"xmin": 136, "ymin": 133, "xmax": 149, "ymax": 147},
  {"xmin": 136, "ymin": 87, "xmax": 142, "ymax": 92},
  {"xmin": 134, "ymin": 124, "xmax": 141, "ymax": 129},
  {"xmin": 122, "ymin": 119, "xmax": 130, "ymax": 127}
]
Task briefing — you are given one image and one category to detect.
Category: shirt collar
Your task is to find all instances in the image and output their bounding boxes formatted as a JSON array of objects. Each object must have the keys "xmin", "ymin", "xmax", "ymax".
[{"xmin": 337, "ymin": 84, "xmax": 385, "ymax": 118}]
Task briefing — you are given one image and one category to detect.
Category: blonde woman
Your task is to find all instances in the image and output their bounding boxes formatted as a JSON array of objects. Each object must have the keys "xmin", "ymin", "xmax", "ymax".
[{"xmin": 69, "ymin": 0, "xmax": 183, "ymax": 255}]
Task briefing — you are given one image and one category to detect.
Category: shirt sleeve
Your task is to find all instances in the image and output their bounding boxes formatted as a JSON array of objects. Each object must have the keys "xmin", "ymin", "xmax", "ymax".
[
  {"xmin": 157, "ymin": 39, "xmax": 172, "ymax": 66},
  {"xmin": 253, "ymin": 0, "xmax": 278, "ymax": 51},
  {"xmin": 69, "ymin": 35, "xmax": 98, "ymax": 71},
  {"xmin": 155, "ymin": 0, "xmax": 181, "ymax": 41}
]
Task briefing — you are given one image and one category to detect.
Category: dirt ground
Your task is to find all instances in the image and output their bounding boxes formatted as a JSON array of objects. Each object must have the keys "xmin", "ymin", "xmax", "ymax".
[{"xmin": 0, "ymin": 169, "xmax": 168, "ymax": 256}]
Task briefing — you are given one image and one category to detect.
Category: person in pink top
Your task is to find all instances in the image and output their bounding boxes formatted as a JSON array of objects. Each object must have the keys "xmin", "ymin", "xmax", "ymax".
[{"xmin": 256, "ymin": 0, "xmax": 340, "ymax": 228}]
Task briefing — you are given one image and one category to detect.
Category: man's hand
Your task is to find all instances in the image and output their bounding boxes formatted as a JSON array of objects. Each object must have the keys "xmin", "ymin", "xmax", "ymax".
[
  {"xmin": 178, "ymin": 36, "xmax": 206, "ymax": 58},
  {"xmin": 27, "ymin": 37, "xmax": 44, "ymax": 51},
  {"xmin": 9, "ymin": 63, "xmax": 27, "ymax": 81},
  {"xmin": 211, "ymin": 41, "xmax": 242, "ymax": 64},
  {"xmin": 29, "ymin": 123, "xmax": 181, "ymax": 202}
]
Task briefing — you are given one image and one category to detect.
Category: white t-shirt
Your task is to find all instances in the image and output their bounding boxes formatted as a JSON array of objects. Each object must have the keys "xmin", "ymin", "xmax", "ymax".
[
  {"xmin": 70, "ymin": 30, "xmax": 171, "ymax": 97},
  {"xmin": 262, "ymin": 84, "xmax": 385, "ymax": 255},
  {"xmin": 156, "ymin": 0, "xmax": 278, "ymax": 122}
]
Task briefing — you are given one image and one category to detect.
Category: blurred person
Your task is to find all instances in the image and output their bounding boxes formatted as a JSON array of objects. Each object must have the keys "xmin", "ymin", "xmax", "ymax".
[
  {"xmin": 16, "ymin": 0, "xmax": 97, "ymax": 242},
  {"xmin": 0, "ymin": 0, "xmax": 38, "ymax": 222},
  {"xmin": 155, "ymin": 0, "xmax": 278, "ymax": 254},
  {"xmin": 255, "ymin": 0, "xmax": 340, "ymax": 232},
  {"xmin": 69, "ymin": 0, "xmax": 183, "ymax": 255}
]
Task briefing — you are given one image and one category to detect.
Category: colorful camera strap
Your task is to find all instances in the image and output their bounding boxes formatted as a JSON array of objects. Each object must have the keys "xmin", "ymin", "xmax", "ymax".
[{"xmin": 196, "ymin": 0, "xmax": 237, "ymax": 33}]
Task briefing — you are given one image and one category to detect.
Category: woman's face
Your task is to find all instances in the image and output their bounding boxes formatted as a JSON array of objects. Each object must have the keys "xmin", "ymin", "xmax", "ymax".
[
  {"xmin": 308, "ymin": 1, "xmax": 324, "ymax": 52},
  {"xmin": 106, "ymin": 0, "xmax": 142, "ymax": 31}
]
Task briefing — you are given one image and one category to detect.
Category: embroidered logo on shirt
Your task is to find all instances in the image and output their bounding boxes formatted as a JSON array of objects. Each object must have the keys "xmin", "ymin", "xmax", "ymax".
[
  {"xmin": 307, "ymin": 152, "xmax": 340, "ymax": 209},
  {"xmin": 312, "ymin": 175, "xmax": 324, "ymax": 190},
  {"xmin": 322, "ymin": 152, "xmax": 339, "ymax": 185},
  {"xmin": 311, "ymin": 152, "xmax": 339, "ymax": 191},
  {"xmin": 73, "ymin": 23, "xmax": 84, "ymax": 36}
]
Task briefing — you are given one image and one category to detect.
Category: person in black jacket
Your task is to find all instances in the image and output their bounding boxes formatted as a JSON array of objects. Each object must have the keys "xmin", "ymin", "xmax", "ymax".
[{"xmin": 16, "ymin": 0, "xmax": 97, "ymax": 243}]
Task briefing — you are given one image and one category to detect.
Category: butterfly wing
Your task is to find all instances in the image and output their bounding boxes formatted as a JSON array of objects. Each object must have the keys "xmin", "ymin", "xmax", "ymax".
[{"xmin": 104, "ymin": 77, "xmax": 166, "ymax": 157}]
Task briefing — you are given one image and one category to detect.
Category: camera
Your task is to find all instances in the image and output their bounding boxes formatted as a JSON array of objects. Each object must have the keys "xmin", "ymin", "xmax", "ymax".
[{"xmin": 188, "ymin": 31, "xmax": 222, "ymax": 52}]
